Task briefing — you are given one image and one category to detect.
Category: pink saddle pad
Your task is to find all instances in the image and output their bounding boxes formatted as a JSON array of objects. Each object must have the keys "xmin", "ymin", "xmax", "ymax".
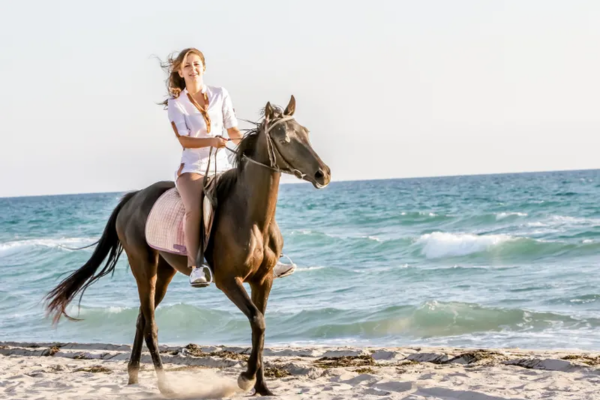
[{"xmin": 145, "ymin": 188, "xmax": 187, "ymax": 255}]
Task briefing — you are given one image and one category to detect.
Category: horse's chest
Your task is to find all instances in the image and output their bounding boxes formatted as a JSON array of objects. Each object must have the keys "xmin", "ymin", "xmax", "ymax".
[{"xmin": 247, "ymin": 230, "xmax": 276, "ymax": 268}]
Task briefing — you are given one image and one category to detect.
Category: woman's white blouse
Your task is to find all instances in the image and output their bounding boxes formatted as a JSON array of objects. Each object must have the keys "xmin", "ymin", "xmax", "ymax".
[{"xmin": 168, "ymin": 85, "xmax": 238, "ymax": 177}]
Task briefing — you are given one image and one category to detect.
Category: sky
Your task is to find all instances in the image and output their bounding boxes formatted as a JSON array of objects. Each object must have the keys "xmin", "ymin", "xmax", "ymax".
[{"xmin": 1, "ymin": 0, "xmax": 600, "ymax": 197}]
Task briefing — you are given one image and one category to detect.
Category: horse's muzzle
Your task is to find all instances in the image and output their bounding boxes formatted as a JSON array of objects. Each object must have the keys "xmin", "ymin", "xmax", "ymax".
[{"xmin": 312, "ymin": 165, "xmax": 331, "ymax": 189}]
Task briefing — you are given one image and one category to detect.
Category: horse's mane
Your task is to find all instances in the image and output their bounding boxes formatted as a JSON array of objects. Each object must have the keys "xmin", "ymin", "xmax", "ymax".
[
  {"xmin": 235, "ymin": 105, "xmax": 285, "ymax": 171},
  {"xmin": 215, "ymin": 105, "xmax": 284, "ymax": 201}
]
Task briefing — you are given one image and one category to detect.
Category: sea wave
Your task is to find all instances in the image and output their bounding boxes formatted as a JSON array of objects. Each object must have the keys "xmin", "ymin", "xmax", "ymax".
[
  {"xmin": 0, "ymin": 237, "xmax": 97, "ymax": 255},
  {"xmin": 35, "ymin": 301, "xmax": 600, "ymax": 346},
  {"xmin": 415, "ymin": 232, "xmax": 514, "ymax": 259},
  {"xmin": 527, "ymin": 215, "xmax": 600, "ymax": 228},
  {"xmin": 295, "ymin": 266, "xmax": 328, "ymax": 273},
  {"xmin": 413, "ymin": 231, "xmax": 600, "ymax": 260},
  {"xmin": 286, "ymin": 230, "xmax": 412, "ymax": 252},
  {"xmin": 495, "ymin": 212, "xmax": 528, "ymax": 220}
]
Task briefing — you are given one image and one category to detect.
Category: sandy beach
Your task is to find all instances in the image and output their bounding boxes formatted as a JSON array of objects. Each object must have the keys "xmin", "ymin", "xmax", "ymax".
[{"xmin": 1, "ymin": 341, "xmax": 599, "ymax": 399}]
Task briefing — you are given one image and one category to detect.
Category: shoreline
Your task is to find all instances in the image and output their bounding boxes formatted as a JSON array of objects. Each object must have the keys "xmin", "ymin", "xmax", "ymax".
[
  {"xmin": 2, "ymin": 339, "xmax": 598, "ymax": 355},
  {"xmin": 2, "ymin": 341, "xmax": 599, "ymax": 399}
]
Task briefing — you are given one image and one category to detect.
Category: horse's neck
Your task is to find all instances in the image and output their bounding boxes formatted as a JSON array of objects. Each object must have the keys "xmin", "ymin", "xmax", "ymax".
[{"xmin": 238, "ymin": 162, "xmax": 281, "ymax": 233}]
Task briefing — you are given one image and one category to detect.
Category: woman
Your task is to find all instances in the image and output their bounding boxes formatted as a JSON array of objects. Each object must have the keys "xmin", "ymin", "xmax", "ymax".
[{"xmin": 163, "ymin": 48, "xmax": 295, "ymax": 287}]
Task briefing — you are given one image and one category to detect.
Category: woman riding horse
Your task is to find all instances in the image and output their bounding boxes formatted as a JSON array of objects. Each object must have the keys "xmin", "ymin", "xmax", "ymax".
[
  {"xmin": 45, "ymin": 50, "xmax": 331, "ymax": 396},
  {"xmin": 163, "ymin": 48, "xmax": 294, "ymax": 287}
]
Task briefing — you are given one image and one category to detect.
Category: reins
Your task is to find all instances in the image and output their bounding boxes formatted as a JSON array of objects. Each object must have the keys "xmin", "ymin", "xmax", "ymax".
[{"xmin": 203, "ymin": 115, "xmax": 306, "ymax": 181}]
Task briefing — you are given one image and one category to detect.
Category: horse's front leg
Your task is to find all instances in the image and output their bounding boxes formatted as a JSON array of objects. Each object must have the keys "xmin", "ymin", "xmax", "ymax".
[
  {"xmin": 218, "ymin": 277, "xmax": 266, "ymax": 392},
  {"xmin": 250, "ymin": 276, "xmax": 274, "ymax": 396}
]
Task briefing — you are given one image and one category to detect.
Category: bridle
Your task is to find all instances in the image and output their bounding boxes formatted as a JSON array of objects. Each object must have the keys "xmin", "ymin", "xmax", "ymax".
[
  {"xmin": 198, "ymin": 114, "xmax": 309, "ymax": 268},
  {"xmin": 202, "ymin": 115, "xmax": 308, "ymax": 207},
  {"xmin": 239, "ymin": 116, "xmax": 307, "ymax": 179}
]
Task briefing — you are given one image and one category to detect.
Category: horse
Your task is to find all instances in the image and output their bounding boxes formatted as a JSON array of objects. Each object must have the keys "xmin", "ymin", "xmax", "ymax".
[{"xmin": 44, "ymin": 96, "xmax": 331, "ymax": 396}]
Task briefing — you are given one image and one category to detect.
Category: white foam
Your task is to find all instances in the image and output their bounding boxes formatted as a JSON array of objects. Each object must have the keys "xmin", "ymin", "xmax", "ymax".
[
  {"xmin": 399, "ymin": 211, "xmax": 438, "ymax": 217},
  {"xmin": 551, "ymin": 215, "xmax": 585, "ymax": 224},
  {"xmin": 291, "ymin": 230, "xmax": 383, "ymax": 243},
  {"xmin": 0, "ymin": 237, "xmax": 97, "ymax": 255},
  {"xmin": 295, "ymin": 266, "xmax": 326, "ymax": 273},
  {"xmin": 416, "ymin": 232, "xmax": 513, "ymax": 259},
  {"xmin": 496, "ymin": 212, "xmax": 528, "ymax": 220},
  {"xmin": 524, "ymin": 215, "xmax": 600, "ymax": 231},
  {"xmin": 550, "ymin": 215, "xmax": 600, "ymax": 226},
  {"xmin": 291, "ymin": 229, "xmax": 314, "ymax": 235},
  {"xmin": 526, "ymin": 221, "xmax": 548, "ymax": 227},
  {"xmin": 359, "ymin": 235, "xmax": 381, "ymax": 242}
]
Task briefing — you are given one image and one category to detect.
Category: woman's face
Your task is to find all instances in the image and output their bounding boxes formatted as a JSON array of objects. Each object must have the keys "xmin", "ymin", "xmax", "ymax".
[{"xmin": 179, "ymin": 53, "xmax": 204, "ymax": 85}]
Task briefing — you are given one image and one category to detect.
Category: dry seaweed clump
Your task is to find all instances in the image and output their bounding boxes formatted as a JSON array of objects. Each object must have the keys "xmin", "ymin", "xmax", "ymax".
[
  {"xmin": 397, "ymin": 360, "xmax": 419, "ymax": 366},
  {"xmin": 314, "ymin": 355, "xmax": 376, "ymax": 369},
  {"xmin": 561, "ymin": 355, "xmax": 600, "ymax": 366},
  {"xmin": 354, "ymin": 367, "xmax": 376, "ymax": 374},
  {"xmin": 184, "ymin": 343, "xmax": 204, "ymax": 357},
  {"xmin": 208, "ymin": 350, "xmax": 249, "ymax": 362},
  {"xmin": 264, "ymin": 367, "xmax": 292, "ymax": 378},
  {"xmin": 181, "ymin": 344, "xmax": 249, "ymax": 362},
  {"xmin": 448, "ymin": 350, "xmax": 504, "ymax": 365},
  {"xmin": 74, "ymin": 365, "xmax": 112, "ymax": 374},
  {"xmin": 44, "ymin": 346, "xmax": 61, "ymax": 356}
]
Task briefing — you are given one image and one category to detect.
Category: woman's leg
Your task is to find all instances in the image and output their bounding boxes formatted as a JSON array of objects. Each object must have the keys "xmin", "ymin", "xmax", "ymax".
[{"xmin": 176, "ymin": 172, "xmax": 204, "ymax": 268}]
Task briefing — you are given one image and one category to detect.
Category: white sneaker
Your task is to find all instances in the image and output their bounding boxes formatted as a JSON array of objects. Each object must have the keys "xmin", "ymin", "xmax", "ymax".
[
  {"xmin": 274, "ymin": 255, "xmax": 297, "ymax": 279},
  {"xmin": 189, "ymin": 264, "xmax": 213, "ymax": 287}
]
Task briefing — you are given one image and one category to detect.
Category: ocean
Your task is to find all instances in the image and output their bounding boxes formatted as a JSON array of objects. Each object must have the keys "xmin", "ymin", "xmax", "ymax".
[{"xmin": 1, "ymin": 170, "xmax": 600, "ymax": 350}]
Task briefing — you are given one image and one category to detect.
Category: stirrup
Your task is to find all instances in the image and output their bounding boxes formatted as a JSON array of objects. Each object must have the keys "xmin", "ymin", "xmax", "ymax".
[
  {"xmin": 189, "ymin": 264, "xmax": 213, "ymax": 288},
  {"xmin": 274, "ymin": 254, "xmax": 297, "ymax": 279}
]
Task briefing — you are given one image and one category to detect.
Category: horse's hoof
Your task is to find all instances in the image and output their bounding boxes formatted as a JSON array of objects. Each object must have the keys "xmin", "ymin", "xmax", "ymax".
[
  {"xmin": 238, "ymin": 373, "xmax": 256, "ymax": 392},
  {"xmin": 158, "ymin": 381, "xmax": 177, "ymax": 398},
  {"xmin": 127, "ymin": 368, "xmax": 139, "ymax": 385},
  {"xmin": 254, "ymin": 386, "xmax": 274, "ymax": 396}
]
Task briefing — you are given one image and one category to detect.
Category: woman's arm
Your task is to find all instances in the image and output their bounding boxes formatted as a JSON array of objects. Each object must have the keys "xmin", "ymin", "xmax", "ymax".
[
  {"xmin": 222, "ymin": 88, "xmax": 241, "ymax": 144},
  {"xmin": 227, "ymin": 127, "xmax": 243, "ymax": 144},
  {"xmin": 179, "ymin": 136, "xmax": 226, "ymax": 149},
  {"xmin": 168, "ymin": 99, "xmax": 226, "ymax": 149}
]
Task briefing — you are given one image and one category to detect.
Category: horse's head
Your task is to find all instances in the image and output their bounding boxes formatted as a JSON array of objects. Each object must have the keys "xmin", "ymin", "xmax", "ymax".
[{"xmin": 258, "ymin": 96, "xmax": 331, "ymax": 189}]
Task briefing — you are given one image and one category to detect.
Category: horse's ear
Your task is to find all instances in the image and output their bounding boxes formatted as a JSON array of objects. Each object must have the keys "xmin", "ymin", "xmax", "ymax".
[
  {"xmin": 284, "ymin": 95, "xmax": 296, "ymax": 116},
  {"xmin": 264, "ymin": 102, "xmax": 274, "ymax": 120}
]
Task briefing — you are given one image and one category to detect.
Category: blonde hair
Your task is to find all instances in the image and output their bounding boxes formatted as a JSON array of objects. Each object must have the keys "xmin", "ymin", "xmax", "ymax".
[{"xmin": 160, "ymin": 48, "xmax": 206, "ymax": 106}]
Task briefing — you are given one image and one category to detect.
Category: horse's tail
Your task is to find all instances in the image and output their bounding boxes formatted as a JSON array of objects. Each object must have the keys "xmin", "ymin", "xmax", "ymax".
[{"xmin": 45, "ymin": 191, "xmax": 139, "ymax": 324}]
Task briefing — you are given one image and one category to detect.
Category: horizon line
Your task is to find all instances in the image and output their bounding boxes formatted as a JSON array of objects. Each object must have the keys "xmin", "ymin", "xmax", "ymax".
[{"xmin": 2, "ymin": 166, "xmax": 599, "ymax": 200}]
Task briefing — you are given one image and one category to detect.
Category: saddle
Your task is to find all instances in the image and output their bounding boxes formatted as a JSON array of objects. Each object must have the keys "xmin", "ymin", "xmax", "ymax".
[{"xmin": 145, "ymin": 175, "xmax": 220, "ymax": 258}]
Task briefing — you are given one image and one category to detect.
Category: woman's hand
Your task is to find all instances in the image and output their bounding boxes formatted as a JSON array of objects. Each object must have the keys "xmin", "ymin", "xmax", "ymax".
[{"xmin": 211, "ymin": 136, "xmax": 228, "ymax": 149}]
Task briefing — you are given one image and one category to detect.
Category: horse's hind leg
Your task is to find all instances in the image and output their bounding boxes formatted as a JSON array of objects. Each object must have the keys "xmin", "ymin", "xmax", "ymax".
[
  {"xmin": 128, "ymin": 310, "xmax": 145, "ymax": 384},
  {"xmin": 128, "ymin": 252, "xmax": 175, "ymax": 396},
  {"xmin": 127, "ymin": 256, "xmax": 176, "ymax": 385},
  {"xmin": 218, "ymin": 278, "xmax": 266, "ymax": 392}
]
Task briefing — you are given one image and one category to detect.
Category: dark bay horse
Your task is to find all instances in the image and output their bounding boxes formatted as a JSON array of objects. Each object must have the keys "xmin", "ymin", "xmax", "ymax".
[{"xmin": 45, "ymin": 96, "xmax": 331, "ymax": 396}]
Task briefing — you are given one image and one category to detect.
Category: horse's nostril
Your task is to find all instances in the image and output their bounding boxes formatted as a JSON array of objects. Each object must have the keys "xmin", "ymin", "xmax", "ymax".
[{"xmin": 315, "ymin": 169, "xmax": 325, "ymax": 180}]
